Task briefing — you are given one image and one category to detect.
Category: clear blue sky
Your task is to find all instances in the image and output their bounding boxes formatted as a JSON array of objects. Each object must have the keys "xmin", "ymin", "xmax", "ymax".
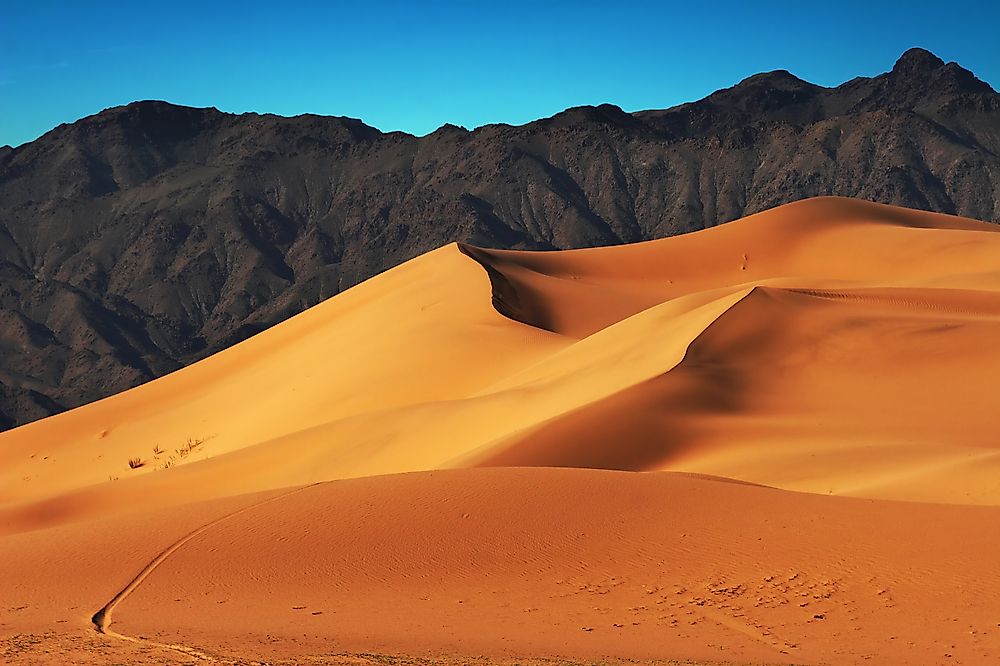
[{"xmin": 2, "ymin": 0, "xmax": 998, "ymax": 148}]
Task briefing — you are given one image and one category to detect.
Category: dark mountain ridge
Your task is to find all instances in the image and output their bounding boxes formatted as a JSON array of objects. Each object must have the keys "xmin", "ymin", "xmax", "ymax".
[{"xmin": 1, "ymin": 47, "xmax": 998, "ymax": 429}]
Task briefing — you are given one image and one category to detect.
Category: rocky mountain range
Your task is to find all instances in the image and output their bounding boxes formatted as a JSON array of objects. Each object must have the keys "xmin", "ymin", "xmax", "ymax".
[{"xmin": 0, "ymin": 47, "xmax": 997, "ymax": 430}]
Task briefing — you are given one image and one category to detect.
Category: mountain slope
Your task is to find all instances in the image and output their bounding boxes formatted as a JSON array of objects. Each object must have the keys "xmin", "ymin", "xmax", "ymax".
[{"xmin": 1, "ymin": 48, "xmax": 998, "ymax": 429}]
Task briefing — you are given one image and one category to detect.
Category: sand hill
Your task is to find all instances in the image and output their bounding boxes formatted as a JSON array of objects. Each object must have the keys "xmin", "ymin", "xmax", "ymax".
[{"xmin": 2, "ymin": 197, "xmax": 1000, "ymax": 665}]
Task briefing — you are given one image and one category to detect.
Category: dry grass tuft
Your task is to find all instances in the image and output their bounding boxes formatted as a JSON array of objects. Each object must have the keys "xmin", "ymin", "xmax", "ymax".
[{"xmin": 177, "ymin": 437, "xmax": 206, "ymax": 459}]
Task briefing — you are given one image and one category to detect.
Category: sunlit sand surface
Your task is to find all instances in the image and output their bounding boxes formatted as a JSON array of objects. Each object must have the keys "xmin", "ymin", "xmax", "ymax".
[{"xmin": 3, "ymin": 197, "xmax": 1000, "ymax": 664}]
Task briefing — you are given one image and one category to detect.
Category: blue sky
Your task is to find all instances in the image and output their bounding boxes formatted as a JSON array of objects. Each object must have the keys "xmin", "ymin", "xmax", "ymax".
[{"xmin": 2, "ymin": 0, "xmax": 998, "ymax": 147}]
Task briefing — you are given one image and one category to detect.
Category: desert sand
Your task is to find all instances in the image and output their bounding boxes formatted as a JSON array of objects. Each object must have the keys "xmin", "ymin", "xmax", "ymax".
[{"xmin": 2, "ymin": 197, "xmax": 1000, "ymax": 665}]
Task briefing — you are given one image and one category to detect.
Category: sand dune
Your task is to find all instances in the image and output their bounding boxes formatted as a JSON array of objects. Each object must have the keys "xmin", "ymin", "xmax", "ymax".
[
  {"xmin": 3, "ymin": 197, "xmax": 1000, "ymax": 664},
  {"xmin": 8, "ymin": 468, "xmax": 1000, "ymax": 665}
]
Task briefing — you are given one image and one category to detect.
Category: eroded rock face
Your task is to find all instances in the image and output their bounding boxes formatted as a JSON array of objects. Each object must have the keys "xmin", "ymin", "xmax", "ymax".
[{"xmin": 1, "ymin": 49, "xmax": 998, "ymax": 429}]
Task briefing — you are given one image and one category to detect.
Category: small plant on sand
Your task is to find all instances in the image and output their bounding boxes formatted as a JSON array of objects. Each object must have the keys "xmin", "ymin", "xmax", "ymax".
[
  {"xmin": 128, "ymin": 457, "xmax": 145, "ymax": 469},
  {"xmin": 177, "ymin": 437, "xmax": 206, "ymax": 459}
]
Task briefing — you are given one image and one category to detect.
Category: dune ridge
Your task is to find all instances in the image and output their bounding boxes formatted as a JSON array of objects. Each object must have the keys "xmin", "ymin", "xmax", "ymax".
[{"xmin": 3, "ymin": 196, "xmax": 1000, "ymax": 664}]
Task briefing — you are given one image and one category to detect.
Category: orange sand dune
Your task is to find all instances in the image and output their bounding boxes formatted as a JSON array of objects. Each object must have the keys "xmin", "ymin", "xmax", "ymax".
[
  {"xmin": 6, "ymin": 468, "xmax": 1000, "ymax": 665},
  {"xmin": 3, "ymin": 196, "xmax": 1000, "ymax": 664}
]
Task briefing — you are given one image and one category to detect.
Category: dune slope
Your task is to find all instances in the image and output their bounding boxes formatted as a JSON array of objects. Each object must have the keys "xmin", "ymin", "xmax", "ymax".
[
  {"xmin": 3, "ymin": 196, "xmax": 1000, "ymax": 664},
  {"xmin": 7, "ymin": 468, "xmax": 1000, "ymax": 665}
]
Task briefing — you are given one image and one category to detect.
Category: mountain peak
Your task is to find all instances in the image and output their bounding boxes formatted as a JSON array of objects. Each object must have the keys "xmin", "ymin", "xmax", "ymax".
[
  {"xmin": 100, "ymin": 100, "xmax": 222, "ymax": 121},
  {"xmin": 543, "ymin": 103, "xmax": 638, "ymax": 129},
  {"xmin": 885, "ymin": 48, "xmax": 995, "ymax": 97},
  {"xmin": 737, "ymin": 69, "xmax": 813, "ymax": 89},
  {"xmin": 430, "ymin": 122, "xmax": 469, "ymax": 134},
  {"xmin": 892, "ymin": 48, "xmax": 946, "ymax": 76}
]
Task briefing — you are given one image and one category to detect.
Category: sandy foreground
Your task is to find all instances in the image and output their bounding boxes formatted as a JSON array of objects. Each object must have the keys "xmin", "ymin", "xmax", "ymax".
[{"xmin": 2, "ymin": 197, "xmax": 1000, "ymax": 664}]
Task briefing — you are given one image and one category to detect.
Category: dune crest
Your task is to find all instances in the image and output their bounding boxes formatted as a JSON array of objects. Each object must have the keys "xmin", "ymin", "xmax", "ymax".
[{"xmin": 4, "ymin": 196, "xmax": 1000, "ymax": 664}]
